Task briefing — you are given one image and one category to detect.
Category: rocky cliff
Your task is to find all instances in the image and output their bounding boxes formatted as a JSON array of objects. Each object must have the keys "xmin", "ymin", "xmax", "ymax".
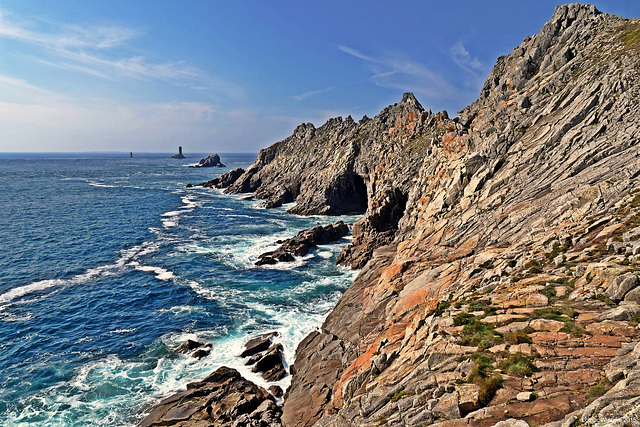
[{"xmin": 146, "ymin": 4, "xmax": 640, "ymax": 427}]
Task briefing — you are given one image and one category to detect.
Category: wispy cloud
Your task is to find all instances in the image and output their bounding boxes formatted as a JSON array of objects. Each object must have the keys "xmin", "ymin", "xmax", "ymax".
[
  {"xmin": 291, "ymin": 87, "xmax": 333, "ymax": 101},
  {"xmin": 338, "ymin": 45, "xmax": 456, "ymax": 103},
  {"xmin": 0, "ymin": 74, "xmax": 54, "ymax": 94},
  {"xmin": 0, "ymin": 10, "xmax": 244, "ymax": 98},
  {"xmin": 0, "ymin": 11, "xmax": 140, "ymax": 50},
  {"xmin": 449, "ymin": 42, "xmax": 484, "ymax": 73}
]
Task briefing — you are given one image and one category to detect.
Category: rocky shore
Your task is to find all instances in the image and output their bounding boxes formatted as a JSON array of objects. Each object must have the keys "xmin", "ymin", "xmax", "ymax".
[{"xmin": 143, "ymin": 4, "xmax": 640, "ymax": 426}]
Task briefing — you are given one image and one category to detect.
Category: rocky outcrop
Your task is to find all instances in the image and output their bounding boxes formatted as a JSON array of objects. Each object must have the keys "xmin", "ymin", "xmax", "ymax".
[
  {"xmin": 189, "ymin": 154, "xmax": 225, "ymax": 168},
  {"xmin": 221, "ymin": 92, "xmax": 452, "ymax": 267},
  {"xmin": 256, "ymin": 221, "xmax": 349, "ymax": 266},
  {"xmin": 152, "ymin": 4, "xmax": 640, "ymax": 427},
  {"xmin": 197, "ymin": 167, "xmax": 245, "ymax": 189},
  {"xmin": 280, "ymin": 4, "xmax": 640, "ymax": 426},
  {"xmin": 139, "ymin": 366, "xmax": 282, "ymax": 427},
  {"xmin": 170, "ymin": 146, "xmax": 185, "ymax": 159},
  {"xmin": 241, "ymin": 333, "xmax": 288, "ymax": 382},
  {"xmin": 175, "ymin": 339, "xmax": 211, "ymax": 359}
]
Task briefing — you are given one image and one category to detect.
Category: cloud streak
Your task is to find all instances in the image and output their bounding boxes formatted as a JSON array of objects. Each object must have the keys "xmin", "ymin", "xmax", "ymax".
[
  {"xmin": 0, "ymin": 10, "xmax": 244, "ymax": 98},
  {"xmin": 449, "ymin": 42, "xmax": 484, "ymax": 73},
  {"xmin": 339, "ymin": 45, "xmax": 457, "ymax": 103},
  {"xmin": 291, "ymin": 87, "xmax": 333, "ymax": 101}
]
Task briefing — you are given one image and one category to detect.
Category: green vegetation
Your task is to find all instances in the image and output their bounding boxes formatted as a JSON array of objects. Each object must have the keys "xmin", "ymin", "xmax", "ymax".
[
  {"xmin": 504, "ymin": 329, "xmax": 532, "ymax": 345},
  {"xmin": 533, "ymin": 306, "xmax": 577, "ymax": 321},
  {"xmin": 377, "ymin": 416, "xmax": 388, "ymax": 425},
  {"xmin": 540, "ymin": 285, "xmax": 557, "ymax": 299},
  {"xmin": 559, "ymin": 321, "xmax": 584, "ymax": 337},
  {"xmin": 431, "ymin": 301, "xmax": 451, "ymax": 317},
  {"xmin": 586, "ymin": 383, "xmax": 607, "ymax": 398},
  {"xmin": 499, "ymin": 354, "xmax": 539, "ymax": 377},
  {"xmin": 593, "ymin": 294, "xmax": 612, "ymax": 305},
  {"xmin": 569, "ymin": 417, "xmax": 584, "ymax": 427},
  {"xmin": 545, "ymin": 242, "xmax": 570, "ymax": 262},
  {"xmin": 454, "ymin": 313, "xmax": 503, "ymax": 350},
  {"xmin": 479, "ymin": 261, "xmax": 494, "ymax": 269},
  {"xmin": 468, "ymin": 353, "xmax": 503, "ymax": 406},
  {"xmin": 390, "ymin": 390, "xmax": 414, "ymax": 403},
  {"xmin": 619, "ymin": 22, "xmax": 640, "ymax": 52},
  {"xmin": 525, "ymin": 259, "xmax": 543, "ymax": 274}
]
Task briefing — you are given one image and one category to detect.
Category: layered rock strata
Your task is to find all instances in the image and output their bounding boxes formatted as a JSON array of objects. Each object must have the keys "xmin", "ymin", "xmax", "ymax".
[
  {"xmin": 140, "ymin": 366, "xmax": 282, "ymax": 427},
  {"xmin": 279, "ymin": 4, "xmax": 640, "ymax": 426},
  {"xmin": 146, "ymin": 4, "xmax": 640, "ymax": 426}
]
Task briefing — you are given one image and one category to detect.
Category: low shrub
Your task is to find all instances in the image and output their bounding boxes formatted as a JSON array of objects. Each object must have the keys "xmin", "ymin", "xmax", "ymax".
[{"xmin": 499, "ymin": 354, "xmax": 539, "ymax": 377}]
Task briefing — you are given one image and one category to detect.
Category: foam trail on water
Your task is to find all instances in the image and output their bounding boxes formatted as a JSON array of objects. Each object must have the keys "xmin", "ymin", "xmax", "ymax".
[{"xmin": 0, "ymin": 240, "xmax": 163, "ymax": 311}]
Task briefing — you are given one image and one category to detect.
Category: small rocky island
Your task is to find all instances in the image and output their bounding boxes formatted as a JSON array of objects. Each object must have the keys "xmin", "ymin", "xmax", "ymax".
[
  {"xmin": 189, "ymin": 154, "xmax": 226, "ymax": 168},
  {"xmin": 170, "ymin": 146, "xmax": 186, "ymax": 159}
]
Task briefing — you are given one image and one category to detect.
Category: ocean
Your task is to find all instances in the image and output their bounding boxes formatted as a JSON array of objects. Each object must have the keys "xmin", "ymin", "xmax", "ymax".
[{"xmin": 0, "ymin": 153, "xmax": 359, "ymax": 426}]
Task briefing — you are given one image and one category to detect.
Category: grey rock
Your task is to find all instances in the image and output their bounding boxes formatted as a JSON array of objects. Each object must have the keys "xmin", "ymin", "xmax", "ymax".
[
  {"xmin": 256, "ymin": 221, "xmax": 349, "ymax": 266},
  {"xmin": 198, "ymin": 167, "xmax": 245, "ymax": 189},
  {"xmin": 605, "ymin": 273, "xmax": 640, "ymax": 302},
  {"xmin": 189, "ymin": 153, "xmax": 225, "ymax": 168}
]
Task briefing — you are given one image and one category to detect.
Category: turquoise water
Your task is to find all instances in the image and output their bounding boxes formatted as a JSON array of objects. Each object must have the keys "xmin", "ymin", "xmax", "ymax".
[{"xmin": 0, "ymin": 153, "xmax": 358, "ymax": 426}]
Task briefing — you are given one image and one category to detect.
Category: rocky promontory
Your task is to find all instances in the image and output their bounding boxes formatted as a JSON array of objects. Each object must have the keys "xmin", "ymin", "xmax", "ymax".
[{"xmin": 145, "ymin": 4, "xmax": 640, "ymax": 426}]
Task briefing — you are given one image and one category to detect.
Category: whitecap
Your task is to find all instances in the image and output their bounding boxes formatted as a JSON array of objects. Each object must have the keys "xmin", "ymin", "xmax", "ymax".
[
  {"xmin": 130, "ymin": 262, "xmax": 175, "ymax": 281},
  {"xmin": 87, "ymin": 181, "xmax": 116, "ymax": 188}
]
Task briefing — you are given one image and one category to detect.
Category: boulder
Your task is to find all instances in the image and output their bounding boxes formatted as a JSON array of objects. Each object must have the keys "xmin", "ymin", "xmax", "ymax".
[
  {"xmin": 240, "ymin": 332, "xmax": 279, "ymax": 358},
  {"xmin": 175, "ymin": 339, "xmax": 205, "ymax": 354},
  {"xmin": 605, "ymin": 273, "xmax": 640, "ymax": 302},
  {"xmin": 250, "ymin": 344, "xmax": 286, "ymax": 381}
]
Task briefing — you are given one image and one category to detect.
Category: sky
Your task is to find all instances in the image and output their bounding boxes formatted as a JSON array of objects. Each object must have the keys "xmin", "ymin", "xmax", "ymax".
[{"xmin": 1, "ymin": 1, "xmax": 640, "ymax": 153}]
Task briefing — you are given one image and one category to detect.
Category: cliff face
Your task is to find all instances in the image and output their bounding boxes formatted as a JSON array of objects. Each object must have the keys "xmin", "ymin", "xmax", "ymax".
[
  {"xmin": 225, "ymin": 93, "xmax": 454, "ymax": 268},
  {"xmin": 280, "ymin": 5, "xmax": 640, "ymax": 426},
  {"xmin": 211, "ymin": 4, "xmax": 640, "ymax": 426}
]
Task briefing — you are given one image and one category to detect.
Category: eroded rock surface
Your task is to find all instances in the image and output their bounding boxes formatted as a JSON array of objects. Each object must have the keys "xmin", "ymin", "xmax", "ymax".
[
  {"xmin": 189, "ymin": 154, "xmax": 225, "ymax": 168},
  {"xmin": 256, "ymin": 221, "xmax": 349, "ymax": 266},
  {"xmin": 280, "ymin": 4, "xmax": 640, "ymax": 427},
  {"xmin": 148, "ymin": 4, "xmax": 640, "ymax": 427},
  {"xmin": 139, "ymin": 367, "xmax": 282, "ymax": 427}
]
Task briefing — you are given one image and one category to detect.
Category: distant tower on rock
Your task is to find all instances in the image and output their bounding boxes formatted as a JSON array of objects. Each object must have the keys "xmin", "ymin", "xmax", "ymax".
[{"xmin": 171, "ymin": 146, "xmax": 186, "ymax": 159}]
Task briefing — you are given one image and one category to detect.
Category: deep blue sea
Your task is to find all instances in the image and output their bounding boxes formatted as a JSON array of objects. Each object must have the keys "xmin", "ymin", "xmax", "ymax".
[{"xmin": 0, "ymin": 153, "xmax": 358, "ymax": 426}]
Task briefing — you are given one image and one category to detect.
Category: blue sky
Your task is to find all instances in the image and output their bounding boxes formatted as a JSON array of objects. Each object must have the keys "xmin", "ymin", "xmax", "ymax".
[{"xmin": 1, "ymin": 1, "xmax": 639, "ymax": 153}]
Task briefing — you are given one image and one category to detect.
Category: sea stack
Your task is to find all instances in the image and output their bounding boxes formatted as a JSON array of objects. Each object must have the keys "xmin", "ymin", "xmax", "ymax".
[
  {"xmin": 189, "ymin": 154, "xmax": 225, "ymax": 168},
  {"xmin": 170, "ymin": 146, "xmax": 185, "ymax": 159}
]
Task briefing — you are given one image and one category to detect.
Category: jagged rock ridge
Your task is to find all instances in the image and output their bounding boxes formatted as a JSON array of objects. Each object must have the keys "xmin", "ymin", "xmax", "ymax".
[
  {"xmin": 222, "ymin": 92, "xmax": 452, "ymax": 267},
  {"xmin": 146, "ymin": 4, "xmax": 640, "ymax": 427},
  {"xmin": 281, "ymin": 4, "xmax": 640, "ymax": 426}
]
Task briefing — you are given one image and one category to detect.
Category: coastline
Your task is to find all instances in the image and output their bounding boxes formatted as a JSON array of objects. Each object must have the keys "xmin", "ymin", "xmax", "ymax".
[{"xmin": 140, "ymin": 4, "xmax": 640, "ymax": 427}]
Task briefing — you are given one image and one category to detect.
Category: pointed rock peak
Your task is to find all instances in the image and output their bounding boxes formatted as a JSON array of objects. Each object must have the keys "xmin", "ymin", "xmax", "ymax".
[
  {"xmin": 551, "ymin": 3, "xmax": 601, "ymax": 28},
  {"xmin": 399, "ymin": 92, "xmax": 425, "ymax": 111}
]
